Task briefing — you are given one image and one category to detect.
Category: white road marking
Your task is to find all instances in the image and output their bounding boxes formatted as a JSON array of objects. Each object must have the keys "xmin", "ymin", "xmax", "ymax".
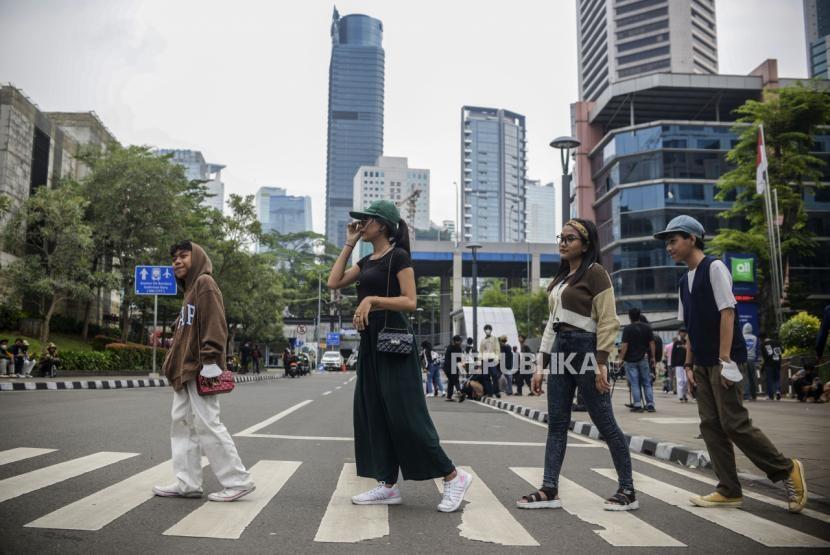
[
  {"xmin": 0, "ymin": 448, "xmax": 56, "ymax": 466},
  {"xmin": 335, "ymin": 386, "xmax": 342, "ymax": 390},
  {"xmin": 511, "ymin": 467, "xmax": 684, "ymax": 547},
  {"xmin": 26, "ymin": 458, "xmax": 208, "ymax": 530},
  {"xmin": 342, "ymin": 381, "xmax": 349, "ymax": 385},
  {"xmin": 0, "ymin": 452, "xmax": 138, "ymax": 503},
  {"xmin": 164, "ymin": 460, "xmax": 301, "ymax": 539},
  {"xmin": 433, "ymin": 466, "xmax": 538, "ymax": 546},
  {"xmin": 322, "ymin": 391, "xmax": 332, "ymax": 396},
  {"xmin": 487, "ymin": 398, "xmax": 830, "ymax": 526},
  {"xmin": 639, "ymin": 417, "xmax": 700, "ymax": 424},
  {"xmin": 234, "ymin": 400, "xmax": 313, "ymax": 437},
  {"xmin": 594, "ymin": 468, "xmax": 830, "ymax": 548},
  {"xmin": 314, "ymin": 463, "xmax": 389, "ymax": 543}
]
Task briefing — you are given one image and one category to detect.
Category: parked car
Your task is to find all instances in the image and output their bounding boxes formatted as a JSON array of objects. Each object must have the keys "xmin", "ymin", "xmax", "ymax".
[
  {"xmin": 346, "ymin": 352, "xmax": 358, "ymax": 371},
  {"xmin": 321, "ymin": 351, "xmax": 344, "ymax": 371}
]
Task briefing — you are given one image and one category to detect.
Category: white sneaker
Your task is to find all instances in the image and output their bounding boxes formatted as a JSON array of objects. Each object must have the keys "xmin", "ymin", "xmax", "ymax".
[
  {"xmin": 207, "ymin": 484, "xmax": 256, "ymax": 502},
  {"xmin": 153, "ymin": 483, "xmax": 203, "ymax": 498},
  {"xmin": 438, "ymin": 469, "xmax": 473, "ymax": 512},
  {"xmin": 351, "ymin": 482, "xmax": 402, "ymax": 505}
]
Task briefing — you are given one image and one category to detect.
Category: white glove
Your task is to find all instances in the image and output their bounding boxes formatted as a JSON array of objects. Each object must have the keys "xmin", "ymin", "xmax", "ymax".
[
  {"xmin": 200, "ymin": 363, "xmax": 223, "ymax": 378},
  {"xmin": 719, "ymin": 359, "xmax": 743, "ymax": 383}
]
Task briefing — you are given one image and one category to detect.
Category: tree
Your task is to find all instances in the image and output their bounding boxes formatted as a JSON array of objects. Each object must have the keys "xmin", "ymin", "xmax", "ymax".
[
  {"xmin": 78, "ymin": 145, "xmax": 208, "ymax": 341},
  {"xmin": 0, "ymin": 183, "xmax": 114, "ymax": 350},
  {"xmin": 710, "ymin": 83, "xmax": 830, "ymax": 334}
]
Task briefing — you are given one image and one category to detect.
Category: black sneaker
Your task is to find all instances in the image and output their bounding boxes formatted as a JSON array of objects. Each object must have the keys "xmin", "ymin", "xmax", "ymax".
[
  {"xmin": 630, "ymin": 406, "xmax": 644, "ymax": 413},
  {"xmin": 647, "ymin": 405, "xmax": 656, "ymax": 413}
]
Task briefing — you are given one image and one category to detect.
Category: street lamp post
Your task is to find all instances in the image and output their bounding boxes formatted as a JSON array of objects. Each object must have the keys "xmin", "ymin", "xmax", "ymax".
[
  {"xmin": 429, "ymin": 292, "xmax": 437, "ymax": 345},
  {"xmin": 466, "ymin": 243, "xmax": 483, "ymax": 350},
  {"xmin": 550, "ymin": 136, "xmax": 581, "ymax": 228},
  {"xmin": 416, "ymin": 307, "xmax": 424, "ymax": 341}
]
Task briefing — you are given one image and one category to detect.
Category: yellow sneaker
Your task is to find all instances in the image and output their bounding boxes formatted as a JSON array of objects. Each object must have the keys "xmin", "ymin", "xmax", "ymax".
[
  {"xmin": 689, "ymin": 491, "xmax": 742, "ymax": 508},
  {"xmin": 784, "ymin": 458, "xmax": 808, "ymax": 513}
]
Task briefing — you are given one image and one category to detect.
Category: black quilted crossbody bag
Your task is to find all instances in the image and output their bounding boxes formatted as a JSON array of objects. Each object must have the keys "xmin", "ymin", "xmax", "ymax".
[{"xmin": 376, "ymin": 250, "xmax": 415, "ymax": 355}]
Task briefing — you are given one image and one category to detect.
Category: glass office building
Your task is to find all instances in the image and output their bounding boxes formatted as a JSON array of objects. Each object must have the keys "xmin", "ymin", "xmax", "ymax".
[
  {"xmin": 572, "ymin": 67, "xmax": 830, "ymax": 321},
  {"xmin": 325, "ymin": 8, "xmax": 385, "ymax": 247}
]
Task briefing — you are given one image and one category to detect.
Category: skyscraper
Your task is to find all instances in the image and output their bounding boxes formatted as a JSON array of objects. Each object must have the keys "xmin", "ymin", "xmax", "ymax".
[
  {"xmin": 255, "ymin": 186, "xmax": 313, "ymax": 253},
  {"xmin": 804, "ymin": 0, "xmax": 830, "ymax": 78},
  {"xmin": 525, "ymin": 180, "xmax": 556, "ymax": 244},
  {"xmin": 325, "ymin": 7, "xmax": 385, "ymax": 247},
  {"xmin": 156, "ymin": 149, "xmax": 225, "ymax": 212},
  {"xmin": 461, "ymin": 106, "xmax": 527, "ymax": 243},
  {"xmin": 577, "ymin": 0, "xmax": 719, "ymax": 102}
]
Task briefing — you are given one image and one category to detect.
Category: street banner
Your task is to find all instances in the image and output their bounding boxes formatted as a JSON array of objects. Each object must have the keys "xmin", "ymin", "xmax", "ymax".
[{"xmin": 756, "ymin": 125, "xmax": 768, "ymax": 194}]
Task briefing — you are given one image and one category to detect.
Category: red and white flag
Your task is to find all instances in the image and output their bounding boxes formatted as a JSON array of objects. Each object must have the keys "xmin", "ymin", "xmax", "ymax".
[{"xmin": 756, "ymin": 125, "xmax": 768, "ymax": 194}]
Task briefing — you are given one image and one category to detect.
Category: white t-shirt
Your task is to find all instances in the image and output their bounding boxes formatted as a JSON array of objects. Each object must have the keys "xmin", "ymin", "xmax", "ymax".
[{"xmin": 677, "ymin": 259, "xmax": 736, "ymax": 320}]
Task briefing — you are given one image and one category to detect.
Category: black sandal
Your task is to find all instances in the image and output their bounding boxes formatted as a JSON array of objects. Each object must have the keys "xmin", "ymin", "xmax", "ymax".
[
  {"xmin": 604, "ymin": 488, "xmax": 639, "ymax": 511},
  {"xmin": 516, "ymin": 486, "xmax": 562, "ymax": 509}
]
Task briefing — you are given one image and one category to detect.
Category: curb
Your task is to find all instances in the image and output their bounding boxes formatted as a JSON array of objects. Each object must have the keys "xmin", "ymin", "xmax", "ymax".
[
  {"xmin": 0, "ymin": 373, "xmax": 282, "ymax": 392},
  {"xmin": 480, "ymin": 396, "xmax": 711, "ymax": 470}
]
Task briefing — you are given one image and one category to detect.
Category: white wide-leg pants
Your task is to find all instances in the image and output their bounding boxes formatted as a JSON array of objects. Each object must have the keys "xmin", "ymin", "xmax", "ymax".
[
  {"xmin": 675, "ymin": 366, "xmax": 688, "ymax": 400},
  {"xmin": 170, "ymin": 379, "xmax": 252, "ymax": 492}
]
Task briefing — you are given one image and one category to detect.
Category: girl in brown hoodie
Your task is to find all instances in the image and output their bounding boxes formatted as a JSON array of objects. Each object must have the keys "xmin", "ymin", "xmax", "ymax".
[{"xmin": 153, "ymin": 241, "xmax": 256, "ymax": 502}]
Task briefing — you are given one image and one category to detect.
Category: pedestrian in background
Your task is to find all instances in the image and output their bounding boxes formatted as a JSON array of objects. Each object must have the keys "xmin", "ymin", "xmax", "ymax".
[
  {"xmin": 327, "ymin": 200, "xmax": 472, "ymax": 512},
  {"xmin": 442, "ymin": 335, "xmax": 463, "ymax": 402},
  {"xmin": 252, "ymin": 345, "xmax": 262, "ymax": 374},
  {"xmin": 515, "ymin": 334, "xmax": 534, "ymax": 395},
  {"xmin": 239, "ymin": 341, "xmax": 252, "ymax": 374},
  {"xmin": 36, "ymin": 342, "xmax": 60, "ymax": 377},
  {"xmin": 655, "ymin": 215, "xmax": 807, "ymax": 513},
  {"xmin": 742, "ymin": 323, "xmax": 759, "ymax": 401},
  {"xmin": 154, "ymin": 240, "xmax": 255, "ymax": 503},
  {"xmin": 421, "ymin": 341, "xmax": 443, "ymax": 396},
  {"xmin": 499, "ymin": 335, "xmax": 513, "ymax": 395},
  {"xmin": 618, "ymin": 308, "xmax": 656, "ymax": 412},
  {"xmin": 671, "ymin": 328, "xmax": 690, "ymax": 402},
  {"xmin": 480, "ymin": 324, "xmax": 501, "ymax": 398},
  {"xmin": 0, "ymin": 339, "xmax": 12, "ymax": 376},
  {"xmin": 519, "ymin": 219, "xmax": 636, "ymax": 511},
  {"xmin": 759, "ymin": 333, "xmax": 782, "ymax": 400},
  {"xmin": 11, "ymin": 338, "xmax": 26, "ymax": 377}
]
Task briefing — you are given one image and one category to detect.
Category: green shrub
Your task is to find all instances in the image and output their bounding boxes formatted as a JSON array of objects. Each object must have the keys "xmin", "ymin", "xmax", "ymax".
[
  {"xmin": 780, "ymin": 312, "xmax": 821, "ymax": 356},
  {"xmin": 105, "ymin": 343, "xmax": 167, "ymax": 371},
  {"xmin": 60, "ymin": 350, "xmax": 119, "ymax": 372},
  {"xmin": 0, "ymin": 303, "xmax": 27, "ymax": 331}
]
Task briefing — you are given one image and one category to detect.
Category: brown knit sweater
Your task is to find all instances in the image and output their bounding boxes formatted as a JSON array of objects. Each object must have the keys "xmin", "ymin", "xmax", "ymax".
[{"xmin": 539, "ymin": 263, "xmax": 620, "ymax": 364}]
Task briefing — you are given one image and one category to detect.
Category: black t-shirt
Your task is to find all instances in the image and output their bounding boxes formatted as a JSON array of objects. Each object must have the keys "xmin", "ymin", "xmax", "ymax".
[
  {"xmin": 621, "ymin": 321, "xmax": 653, "ymax": 362},
  {"xmin": 356, "ymin": 247, "xmax": 412, "ymax": 303}
]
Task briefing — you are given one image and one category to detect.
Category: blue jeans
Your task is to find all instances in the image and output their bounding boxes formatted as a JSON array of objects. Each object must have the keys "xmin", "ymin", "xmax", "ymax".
[
  {"xmin": 625, "ymin": 357, "xmax": 654, "ymax": 409},
  {"xmin": 543, "ymin": 331, "xmax": 633, "ymax": 491},
  {"xmin": 764, "ymin": 364, "xmax": 780, "ymax": 398},
  {"xmin": 425, "ymin": 362, "xmax": 444, "ymax": 394}
]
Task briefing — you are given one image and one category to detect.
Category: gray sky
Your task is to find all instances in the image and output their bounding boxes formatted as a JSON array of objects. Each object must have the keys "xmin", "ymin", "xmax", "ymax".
[{"xmin": 0, "ymin": 0, "xmax": 809, "ymax": 235}]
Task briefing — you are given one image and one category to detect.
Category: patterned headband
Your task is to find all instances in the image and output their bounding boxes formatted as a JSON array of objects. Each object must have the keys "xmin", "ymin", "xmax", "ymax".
[{"xmin": 565, "ymin": 220, "xmax": 589, "ymax": 241}]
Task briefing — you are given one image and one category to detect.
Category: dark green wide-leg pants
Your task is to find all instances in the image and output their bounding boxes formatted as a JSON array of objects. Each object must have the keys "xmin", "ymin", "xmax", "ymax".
[{"xmin": 354, "ymin": 311, "xmax": 455, "ymax": 484}]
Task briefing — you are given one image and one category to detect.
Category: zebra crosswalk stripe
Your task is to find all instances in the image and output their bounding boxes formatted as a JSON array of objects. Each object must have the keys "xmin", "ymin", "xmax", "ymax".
[
  {"xmin": 0, "ymin": 447, "xmax": 56, "ymax": 466},
  {"xmin": 163, "ymin": 460, "xmax": 301, "ymax": 539},
  {"xmin": 0, "ymin": 452, "xmax": 138, "ymax": 504},
  {"xmin": 593, "ymin": 468, "xmax": 830, "ymax": 548},
  {"xmin": 435, "ymin": 466, "xmax": 539, "ymax": 546},
  {"xmin": 314, "ymin": 463, "xmax": 389, "ymax": 543},
  {"xmin": 25, "ymin": 458, "xmax": 209, "ymax": 531},
  {"xmin": 511, "ymin": 467, "xmax": 685, "ymax": 547}
]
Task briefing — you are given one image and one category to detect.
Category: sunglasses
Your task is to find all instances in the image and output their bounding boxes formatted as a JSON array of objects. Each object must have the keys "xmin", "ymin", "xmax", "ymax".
[{"xmin": 556, "ymin": 234, "xmax": 582, "ymax": 245}]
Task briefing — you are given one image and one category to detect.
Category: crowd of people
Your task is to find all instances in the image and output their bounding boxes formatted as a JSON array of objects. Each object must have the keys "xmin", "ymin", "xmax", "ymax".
[{"xmin": 0, "ymin": 338, "xmax": 59, "ymax": 378}]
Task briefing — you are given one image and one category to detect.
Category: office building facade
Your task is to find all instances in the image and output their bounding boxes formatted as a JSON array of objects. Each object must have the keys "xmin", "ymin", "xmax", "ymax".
[
  {"xmin": 804, "ymin": 0, "xmax": 830, "ymax": 78},
  {"xmin": 255, "ymin": 186, "xmax": 313, "ymax": 251},
  {"xmin": 525, "ymin": 180, "xmax": 557, "ymax": 244},
  {"xmin": 325, "ymin": 8, "xmax": 385, "ymax": 247},
  {"xmin": 570, "ymin": 61, "xmax": 830, "ymax": 321},
  {"xmin": 156, "ymin": 149, "xmax": 225, "ymax": 212},
  {"xmin": 461, "ymin": 106, "xmax": 527, "ymax": 243},
  {"xmin": 577, "ymin": 0, "xmax": 719, "ymax": 102}
]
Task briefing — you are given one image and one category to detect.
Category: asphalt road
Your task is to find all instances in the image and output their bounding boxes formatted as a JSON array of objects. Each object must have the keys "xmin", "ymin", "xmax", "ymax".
[{"xmin": 1, "ymin": 372, "xmax": 829, "ymax": 554}]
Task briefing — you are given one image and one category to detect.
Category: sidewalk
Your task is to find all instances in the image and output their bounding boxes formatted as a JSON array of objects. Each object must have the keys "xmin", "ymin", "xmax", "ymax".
[
  {"xmin": 483, "ymin": 382, "xmax": 830, "ymax": 498},
  {"xmin": 0, "ymin": 370, "xmax": 284, "ymax": 391}
]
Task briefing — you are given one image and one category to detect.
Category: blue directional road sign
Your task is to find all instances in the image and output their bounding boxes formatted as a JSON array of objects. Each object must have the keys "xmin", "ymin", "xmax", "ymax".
[
  {"xmin": 135, "ymin": 265, "xmax": 178, "ymax": 296},
  {"xmin": 326, "ymin": 332, "xmax": 341, "ymax": 346}
]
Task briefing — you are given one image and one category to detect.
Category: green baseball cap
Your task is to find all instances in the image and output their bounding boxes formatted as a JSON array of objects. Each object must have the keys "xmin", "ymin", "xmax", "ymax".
[{"xmin": 349, "ymin": 200, "xmax": 401, "ymax": 233}]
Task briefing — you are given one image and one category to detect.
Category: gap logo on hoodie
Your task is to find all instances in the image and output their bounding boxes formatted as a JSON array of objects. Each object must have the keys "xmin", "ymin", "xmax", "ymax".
[{"xmin": 179, "ymin": 304, "xmax": 196, "ymax": 327}]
